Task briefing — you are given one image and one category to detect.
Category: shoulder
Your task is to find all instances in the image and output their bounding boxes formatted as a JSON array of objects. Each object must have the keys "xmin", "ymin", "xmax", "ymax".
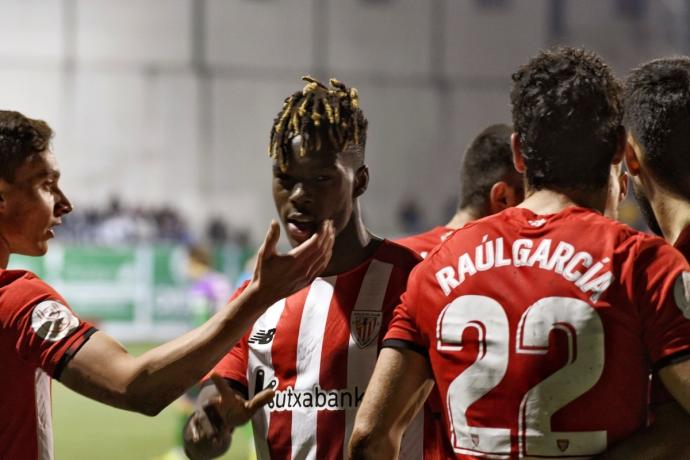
[
  {"xmin": 0, "ymin": 270, "xmax": 62, "ymax": 309},
  {"xmin": 374, "ymin": 240, "xmax": 422, "ymax": 273}
]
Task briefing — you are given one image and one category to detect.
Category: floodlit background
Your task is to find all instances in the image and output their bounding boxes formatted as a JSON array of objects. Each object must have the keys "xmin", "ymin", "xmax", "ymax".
[{"xmin": 2, "ymin": 0, "xmax": 686, "ymax": 458}]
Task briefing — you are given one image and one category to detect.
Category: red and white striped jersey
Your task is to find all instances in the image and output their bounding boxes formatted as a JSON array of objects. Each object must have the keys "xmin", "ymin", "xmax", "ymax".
[
  {"xmin": 211, "ymin": 240, "xmax": 424, "ymax": 460},
  {"xmin": 0, "ymin": 270, "xmax": 96, "ymax": 460},
  {"xmin": 397, "ymin": 227, "xmax": 455, "ymax": 259}
]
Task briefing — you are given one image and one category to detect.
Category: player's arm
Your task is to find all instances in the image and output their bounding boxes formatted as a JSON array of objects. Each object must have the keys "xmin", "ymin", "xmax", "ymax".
[
  {"xmin": 59, "ymin": 220, "xmax": 334, "ymax": 416},
  {"xmin": 183, "ymin": 375, "xmax": 272, "ymax": 459},
  {"xmin": 348, "ymin": 346, "xmax": 434, "ymax": 460},
  {"xmin": 596, "ymin": 400, "xmax": 690, "ymax": 459}
]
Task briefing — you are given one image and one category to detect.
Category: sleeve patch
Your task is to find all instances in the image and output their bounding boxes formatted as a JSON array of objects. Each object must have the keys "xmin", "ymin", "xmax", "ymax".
[
  {"xmin": 30, "ymin": 300, "xmax": 80, "ymax": 342},
  {"xmin": 673, "ymin": 272, "xmax": 690, "ymax": 320}
]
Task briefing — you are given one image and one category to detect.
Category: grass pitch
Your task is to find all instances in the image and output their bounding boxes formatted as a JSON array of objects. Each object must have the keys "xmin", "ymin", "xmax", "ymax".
[{"xmin": 52, "ymin": 344, "xmax": 254, "ymax": 460}]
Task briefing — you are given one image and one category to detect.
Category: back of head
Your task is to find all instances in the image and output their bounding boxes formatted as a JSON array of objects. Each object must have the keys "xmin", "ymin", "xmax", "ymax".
[
  {"xmin": 459, "ymin": 123, "xmax": 520, "ymax": 215},
  {"xmin": 624, "ymin": 57, "xmax": 690, "ymax": 198},
  {"xmin": 0, "ymin": 110, "xmax": 53, "ymax": 182},
  {"xmin": 511, "ymin": 47, "xmax": 623, "ymax": 191},
  {"xmin": 269, "ymin": 76, "xmax": 368, "ymax": 171}
]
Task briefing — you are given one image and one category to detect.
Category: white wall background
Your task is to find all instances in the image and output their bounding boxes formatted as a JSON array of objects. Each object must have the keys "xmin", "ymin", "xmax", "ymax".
[{"xmin": 0, "ymin": 0, "xmax": 684, "ymax": 241}]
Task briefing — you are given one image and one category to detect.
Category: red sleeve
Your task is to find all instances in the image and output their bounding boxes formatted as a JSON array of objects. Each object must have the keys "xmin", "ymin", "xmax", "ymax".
[
  {"xmin": 384, "ymin": 263, "xmax": 427, "ymax": 348},
  {"xmin": 0, "ymin": 272, "xmax": 96, "ymax": 378},
  {"xmin": 204, "ymin": 281, "xmax": 251, "ymax": 387},
  {"xmin": 631, "ymin": 238, "xmax": 690, "ymax": 366}
]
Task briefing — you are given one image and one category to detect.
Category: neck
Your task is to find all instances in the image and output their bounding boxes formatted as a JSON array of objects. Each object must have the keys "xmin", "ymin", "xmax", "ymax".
[
  {"xmin": 0, "ymin": 235, "xmax": 9, "ymax": 269},
  {"xmin": 518, "ymin": 185, "xmax": 608, "ymax": 215},
  {"xmin": 446, "ymin": 208, "xmax": 480, "ymax": 229},
  {"xmin": 648, "ymin": 187, "xmax": 690, "ymax": 245},
  {"xmin": 322, "ymin": 203, "xmax": 380, "ymax": 276}
]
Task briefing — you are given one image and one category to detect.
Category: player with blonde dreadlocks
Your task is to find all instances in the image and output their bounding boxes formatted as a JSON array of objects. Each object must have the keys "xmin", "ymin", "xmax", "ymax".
[
  {"xmin": 269, "ymin": 76, "xmax": 368, "ymax": 172},
  {"xmin": 183, "ymin": 77, "xmax": 430, "ymax": 460}
]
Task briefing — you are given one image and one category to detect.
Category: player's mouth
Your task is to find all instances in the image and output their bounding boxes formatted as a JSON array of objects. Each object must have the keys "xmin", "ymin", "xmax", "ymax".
[
  {"xmin": 47, "ymin": 221, "xmax": 61, "ymax": 238},
  {"xmin": 286, "ymin": 215, "xmax": 318, "ymax": 243}
]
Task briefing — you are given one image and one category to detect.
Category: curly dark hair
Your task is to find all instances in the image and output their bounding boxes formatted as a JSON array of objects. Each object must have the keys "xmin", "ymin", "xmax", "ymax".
[
  {"xmin": 0, "ymin": 110, "xmax": 53, "ymax": 182},
  {"xmin": 269, "ymin": 76, "xmax": 368, "ymax": 171},
  {"xmin": 510, "ymin": 47, "xmax": 623, "ymax": 190},
  {"xmin": 459, "ymin": 123, "xmax": 522, "ymax": 213},
  {"xmin": 624, "ymin": 57, "xmax": 690, "ymax": 198}
]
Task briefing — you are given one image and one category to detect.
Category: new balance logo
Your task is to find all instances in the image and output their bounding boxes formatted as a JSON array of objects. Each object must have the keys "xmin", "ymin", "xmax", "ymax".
[{"xmin": 248, "ymin": 328, "xmax": 276, "ymax": 344}]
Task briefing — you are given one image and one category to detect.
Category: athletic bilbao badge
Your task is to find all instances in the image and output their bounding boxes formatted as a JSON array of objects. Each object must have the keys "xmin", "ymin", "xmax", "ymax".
[
  {"xmin": 350, "ymin": 310, "xmax": 382, "ymax": 348},
  {"xmin": 557, "ymin": 439, "xmax": 570, "ymax": 452}
]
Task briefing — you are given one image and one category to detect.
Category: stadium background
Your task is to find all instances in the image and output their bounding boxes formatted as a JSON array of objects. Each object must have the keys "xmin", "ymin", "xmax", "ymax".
[{"xmin": 1, "ymin": 0, "xmax": 683, "ymax": 458}]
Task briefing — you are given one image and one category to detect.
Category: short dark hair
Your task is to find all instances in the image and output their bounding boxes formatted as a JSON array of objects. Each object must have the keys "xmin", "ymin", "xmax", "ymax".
[
  {"xmin": 0, "ymin": 110, "xmax": 53, "ymax": 182},
  {"xmin": 624, "ymin": 57, "xmax": 690, "ymax": 198},
  {"xmin": 269, "ymin": 76, "xmax": 368, "ymax": 171},
  {"xmin": 459, "ymin": 123, "xmax": 520, "ymax": 213},
  {"xmin": 511, "ymin": 47, "xmax": 623, "ymax": 190}
]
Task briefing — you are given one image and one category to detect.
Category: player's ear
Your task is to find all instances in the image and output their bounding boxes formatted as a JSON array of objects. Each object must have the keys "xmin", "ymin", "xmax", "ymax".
[
  {"xmin": 624, "ymin": 135, "xmax": 642, "ymax": 177},
  {"xmin": 511, "ymin": 133, "xmax": 526, "ymax": 173},
  {"xmin": 618, "ymin": 170, "xmax": 629, "ymax": 202},
  {"xmin": 489, "ymin": 181, "xmax": 515, "ymax": 214},
  {"xmin": 0, "ymin": 181, "xmax": 9, "ymax": 213},
  {"xmin": 353, "ymin": 165, "xmax": 368, "ymax": 198}
]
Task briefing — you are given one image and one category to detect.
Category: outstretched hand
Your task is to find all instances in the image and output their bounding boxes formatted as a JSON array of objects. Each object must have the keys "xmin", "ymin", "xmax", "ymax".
[{"xmin": 249, "ymin": 219, "xmax": 335, "ymax": 306}]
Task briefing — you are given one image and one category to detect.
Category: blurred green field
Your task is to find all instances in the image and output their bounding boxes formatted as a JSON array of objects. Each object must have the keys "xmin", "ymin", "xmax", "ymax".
[{"xmin": 53, "ymin": 344, "xmax": 254, "ymax": 460}]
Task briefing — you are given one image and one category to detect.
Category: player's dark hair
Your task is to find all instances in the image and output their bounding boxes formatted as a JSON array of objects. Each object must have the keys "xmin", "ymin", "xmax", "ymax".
[
  {"xmin": 459, "ymin": 123, "xmax": 520, "ymax": 213},
  {"xmin": 624, "ymin": 57, "xmax": 690, "ymax": 198},
  {"xmin": 511, "ymin": 47, "xmax": 623, "ymax": 191},
  {"xmin": 0, "ymin": 110, "xmax": 53, "ymax": 182},
  {"xmin": 269, "ymin": 76, "xmax": 368, "ymax": 171}
]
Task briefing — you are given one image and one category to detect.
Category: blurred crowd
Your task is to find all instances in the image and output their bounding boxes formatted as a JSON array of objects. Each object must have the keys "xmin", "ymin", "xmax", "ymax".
[{"xmin": 57, "ymin": 197, "xmax": 251, "ymax": 248}]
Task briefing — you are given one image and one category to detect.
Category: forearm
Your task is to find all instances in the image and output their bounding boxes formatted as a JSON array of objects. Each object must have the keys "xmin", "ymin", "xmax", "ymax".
[
  {"xmin": 597, "ymin": 402, "xmax": 690, "ymax": 460},
  {"xmin": 61, "ymin": 283, "xmax": 269, "ymax": 415},
  {"xmin": 348, "ymin": 347, "xmax": 433, "ymax": 460}
]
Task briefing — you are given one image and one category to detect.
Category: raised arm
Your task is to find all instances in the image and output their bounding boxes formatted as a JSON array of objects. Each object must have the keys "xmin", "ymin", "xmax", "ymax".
[
  {"xmin": 348, "ymin": 346, "xmax": 434, "ymax": 460},
  {"xmin": 59, "ymin": 220, "xmax": 334, "ymax": 416}
]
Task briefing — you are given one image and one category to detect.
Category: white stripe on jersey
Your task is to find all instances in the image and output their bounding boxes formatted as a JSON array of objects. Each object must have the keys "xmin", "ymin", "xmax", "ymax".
[
  {"xmin": 291, "ymin": 277, "xmax": 336, "ymax": 460},
  {"xmin": 399, "ymin": 408, "xmax": 424, "ymax": 460},
  {"xmin": 344, "ymin": 260, "xmax": 393, "ymax": 459},
  {"xmin": 34, "ymin": 368, "xmax": 53, "ymax": 460},
  {"xmin": 249, "ymin": 298, "xmax": 286, "ymax": 460}
]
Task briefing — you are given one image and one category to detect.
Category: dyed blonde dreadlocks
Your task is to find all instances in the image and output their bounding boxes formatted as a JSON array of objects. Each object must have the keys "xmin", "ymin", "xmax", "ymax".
[{"xmin": 269, "ymin": 76, "xmax": 368, "ymax": 171}]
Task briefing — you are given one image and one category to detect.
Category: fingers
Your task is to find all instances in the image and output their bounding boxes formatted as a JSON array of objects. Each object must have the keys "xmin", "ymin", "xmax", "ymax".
[
  {"xmin": 259, "ymin": 220, "xmax": 281, "ymax": 259},
  {"xmin": 245, "ymin": 388, "xmax": 276, "ymax": 415},
  {"xmin": 287, "ymin": 220, "xmax": 334, "ymax": 259},
  {"xmin": 210, "ymin": 374, "xmax": 235, "ymax": 401}
]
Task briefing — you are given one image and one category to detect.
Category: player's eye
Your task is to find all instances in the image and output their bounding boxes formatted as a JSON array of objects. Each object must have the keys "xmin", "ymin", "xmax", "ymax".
[{"xmin": 315, "ymin": 175, "xmax": 331, "ymax": 183}]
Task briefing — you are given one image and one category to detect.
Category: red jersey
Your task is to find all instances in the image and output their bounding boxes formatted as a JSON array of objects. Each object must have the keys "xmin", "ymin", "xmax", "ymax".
[
  {"xmin": 0, "ymin": 270, "xmax": 96, "ymax": 460},
  {"xmin": 397, "ymin": 227, "xmax": 455, "ymax": 259},
  {"xmin": 211, "ymin": 241, "xmax": 426, "ymax": 460},
  {"xmin": 649, "ymin": 225, "xmax": 690, "ymax": 408},
  {"xmin": 385, "ymin": 207, "xmax": 690, "ymax": 459}
]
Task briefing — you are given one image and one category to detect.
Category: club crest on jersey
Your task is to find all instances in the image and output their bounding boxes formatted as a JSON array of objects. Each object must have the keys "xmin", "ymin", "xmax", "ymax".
[
  {"xmin": 674, "ymin": 272, "xmax": 690, "ymax": 319},
  {"xmin": 350, "ymin": 310, "xmax": 382, "ymax": 348},
  {"xmin": 31, "ymin": 300, "xmax": 79, "ymax": 342},
  {"xmin": 557, "ymin": 439, "xmax": 570, "ymax": 452}
]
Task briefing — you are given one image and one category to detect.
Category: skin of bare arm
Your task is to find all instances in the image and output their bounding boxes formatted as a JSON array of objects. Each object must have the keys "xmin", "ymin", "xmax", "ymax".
[
  {"xmin": 348, "ymin": 347, "xmax": 434, "ymax": 460},
  {"xmin": 59, "ymin": 220, "xmax": 334, "ymax": 416},
  {"xmin": 596, "ymin": 400, "xmax": 690, "ymax": 460}
]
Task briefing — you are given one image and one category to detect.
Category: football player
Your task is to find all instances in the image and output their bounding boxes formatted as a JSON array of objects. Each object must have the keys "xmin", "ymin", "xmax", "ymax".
[
  {"xmin": 183, "ymin": 77, "xmax": 431, "ymax": 460},
  {"xmin": 0, "ymin": 110, "xmax": 334, "ymax": 460},
  {"xmin": 349, "ymin": 47, "xmax": 690, "ymax": 459}
]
